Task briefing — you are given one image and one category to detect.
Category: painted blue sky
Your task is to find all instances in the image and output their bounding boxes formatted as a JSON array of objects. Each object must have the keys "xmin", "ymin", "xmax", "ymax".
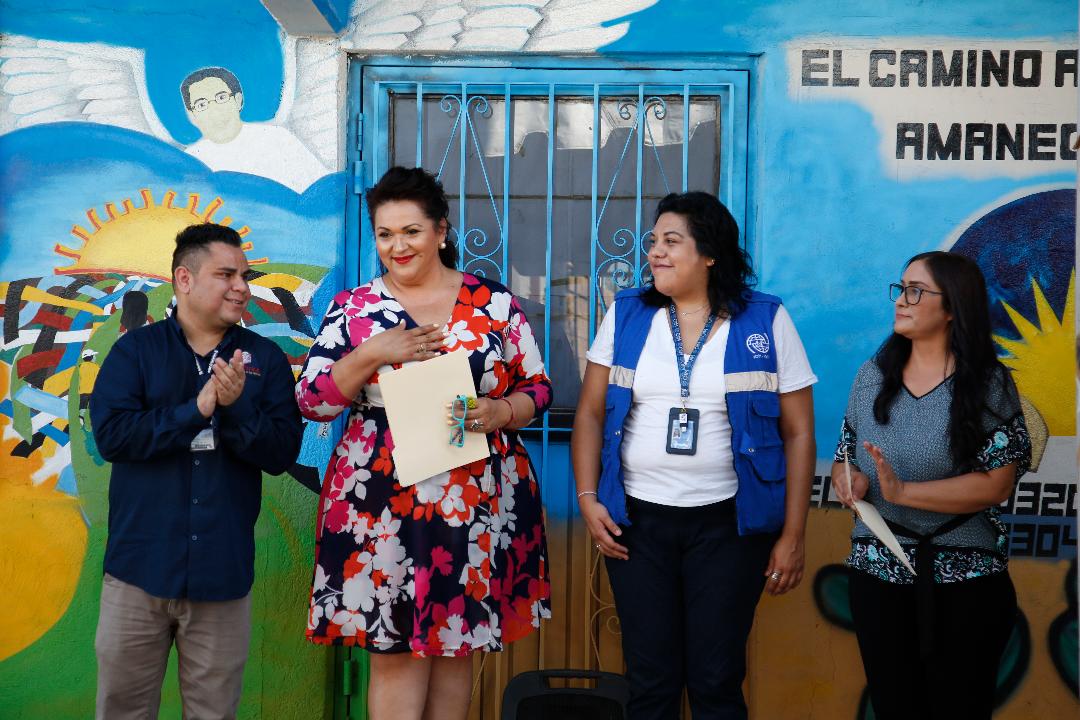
[
  {"xmin": 609, "ymin": 0, "xmax": 1077, "ymax": 51},
  {"xmin": 0, "ymin": 123, "xmax": 342, "ymax": 278}
]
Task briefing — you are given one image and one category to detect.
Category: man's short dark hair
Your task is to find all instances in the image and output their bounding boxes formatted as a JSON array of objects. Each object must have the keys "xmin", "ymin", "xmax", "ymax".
[
  {"xmin": 180, "ymin": 67, "xmax": 243, "ymax": 109},
  {"xmin": 172, "ymin": 224, "xmax": 243, "ymax": 277}
]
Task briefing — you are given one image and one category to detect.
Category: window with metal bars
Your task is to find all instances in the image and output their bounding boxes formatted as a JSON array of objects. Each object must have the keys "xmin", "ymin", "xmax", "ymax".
[{"xmin": 351, "ymin": 64, "xmax": 749, "ymax": 416}]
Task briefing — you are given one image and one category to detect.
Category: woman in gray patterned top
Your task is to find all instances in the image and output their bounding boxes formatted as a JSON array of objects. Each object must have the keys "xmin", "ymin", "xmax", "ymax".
[{"xmin": 832, "ymin": 251, "xmax": 1030, "ymax": 720}]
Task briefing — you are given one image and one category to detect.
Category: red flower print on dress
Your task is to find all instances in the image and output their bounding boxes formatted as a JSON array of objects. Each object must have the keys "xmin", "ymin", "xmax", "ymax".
[
  {"xmin": 325, "ymin": 500, "xmax": 353, "ymax": 534},
  {"xmin": 446, "ymin": 311, "xmax": 493, "ymax": 353},
  {"xmin": 388, "ymin": 491, "xmax": 414, "ymax": 516},
  {"xmin": 343, "ymin": 551, "xmax": 366, "ymax": 580},
  {"xmin": 347, "ymin": 315, "xmax": 376, "ymax": 343},
  {"xmin": 431, "ymin": 546, "xmax": 453, "ymax": 576},
  {"xmin": 414, "ymin": 566, "xmax": 432, "ymax": 607},
  {"xmin": 458, "ymin": 282, "xmax": 492, "ymax": 309},
  {"xmin": 372, "ymin": 446, "xmax": 394, "ymax": 477},
  {"xmin": 326, "ymin": 455, "xmax": 356, "ymax": 500},
  {"xmin": 464, "ymin": 566, "xmax": 488, "ymax": 601}
]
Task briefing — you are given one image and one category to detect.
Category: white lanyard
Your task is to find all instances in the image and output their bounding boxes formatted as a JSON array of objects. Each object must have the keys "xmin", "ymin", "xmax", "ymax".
[{"xmin": 194, "ymin": 349, "xmax": 220, "ymax": 378}]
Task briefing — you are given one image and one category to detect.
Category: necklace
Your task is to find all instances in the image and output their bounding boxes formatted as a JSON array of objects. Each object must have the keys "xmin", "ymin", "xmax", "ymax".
[{"xmin": 676, "ymin": 303, "xmax": 708, "ymax": 316}]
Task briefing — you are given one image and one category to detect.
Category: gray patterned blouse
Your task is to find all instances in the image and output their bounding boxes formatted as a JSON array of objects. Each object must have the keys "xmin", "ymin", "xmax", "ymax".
[{"xmin": 834, "ymin": 360, "xmax": 1031, "ymax": 585}]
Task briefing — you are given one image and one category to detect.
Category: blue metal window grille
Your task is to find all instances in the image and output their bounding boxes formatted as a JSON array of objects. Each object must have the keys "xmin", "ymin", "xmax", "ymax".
[
  {"xmin": 347, "ymin": 61, "xmax": 748, "ymax": 467},
  {"xmin": 349, "ymin": 62, "xmax": 747, "ymax": 396},
  {"xmin": 339, "ymin": 58, "xmax": 750, "ymax": 719}
]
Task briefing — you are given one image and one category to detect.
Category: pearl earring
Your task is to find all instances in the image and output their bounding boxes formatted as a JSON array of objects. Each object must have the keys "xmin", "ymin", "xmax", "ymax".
[{"xmin": 440, "ymin": 242, "xmax": 447, "ymax": 249}]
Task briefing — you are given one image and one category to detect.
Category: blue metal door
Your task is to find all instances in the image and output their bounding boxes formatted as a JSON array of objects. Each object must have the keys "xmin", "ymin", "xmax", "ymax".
[{"xmin": 340, "ymin": 57, "xmax": 749, "ymax": 717}]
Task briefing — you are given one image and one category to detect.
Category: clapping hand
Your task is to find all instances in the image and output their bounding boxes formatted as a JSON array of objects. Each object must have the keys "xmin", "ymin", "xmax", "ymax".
[
  {"xmin": 864, "ymin": 441, "xmax": 906, "ymax": 505},
  {"xmin": 211, "ymin": 349, "xmax": 246, "ymax": 407},
  {"xmin": 196, "ymin": 372, "xmax": 218, "ymax": 418}
]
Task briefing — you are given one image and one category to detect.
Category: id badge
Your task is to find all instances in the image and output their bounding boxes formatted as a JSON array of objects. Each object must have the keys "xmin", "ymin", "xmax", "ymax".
[
  {"xmin": 666, "ymin": 407, "xmax": 700, "ymax": 455},
  {"xmin": 190, "ymin": 427, "xmax": 217, "ymax": 452}
]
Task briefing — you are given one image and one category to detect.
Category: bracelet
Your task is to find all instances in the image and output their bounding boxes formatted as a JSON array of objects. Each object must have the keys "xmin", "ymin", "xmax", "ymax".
[
  {"xmin": 576, "ymin": 490, "xmax": 598, "ymax": 500},
  {"xmin": 500, "ymin": 397, "xmax": 515, "ymax": 427}
]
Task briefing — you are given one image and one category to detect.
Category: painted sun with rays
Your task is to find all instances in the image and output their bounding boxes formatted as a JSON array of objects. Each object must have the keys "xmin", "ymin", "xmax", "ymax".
[
  {"xmin": 54, "ymin": 189, "xmax": 266, "ymax": 279},
  {"xmin": 994, "ymin": 273, "xmax": 1075, "ymax": 437},
  {"xmin": 1, "ymin": 188, "xmax": 273, "ymax": 660},
  {"xmin": 951, "ymin": 187, "xmax": 1076, "ymax": 449}
]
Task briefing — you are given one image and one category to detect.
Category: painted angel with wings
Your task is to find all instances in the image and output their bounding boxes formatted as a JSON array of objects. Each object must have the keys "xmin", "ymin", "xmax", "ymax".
[{"xmin": 0, "ymin": 34, "xmax": 338, "ymax": 192}]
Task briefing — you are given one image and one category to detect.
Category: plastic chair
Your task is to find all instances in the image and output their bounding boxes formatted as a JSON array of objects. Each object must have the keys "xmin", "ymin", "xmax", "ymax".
[{"xmin": 500, "ymin": 669, "xmax": 629, "ymax": 720}]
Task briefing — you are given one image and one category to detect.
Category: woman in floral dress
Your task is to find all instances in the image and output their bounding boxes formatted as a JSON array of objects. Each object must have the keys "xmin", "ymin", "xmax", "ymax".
[{"xmin": 295, "ymin": 167, "xmax": 552, "ymax": 720}]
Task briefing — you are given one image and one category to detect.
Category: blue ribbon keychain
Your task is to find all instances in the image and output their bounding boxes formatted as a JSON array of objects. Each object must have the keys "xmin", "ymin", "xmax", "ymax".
[{"xmin": 666, "ymin": 304, "xmax": 717, "ymax": 455}]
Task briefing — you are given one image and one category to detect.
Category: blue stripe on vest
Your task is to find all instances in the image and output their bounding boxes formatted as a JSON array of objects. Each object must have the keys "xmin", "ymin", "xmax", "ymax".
[{"xmin": 597, "ymin": 288, "xmax": 787, "ymax": 535}]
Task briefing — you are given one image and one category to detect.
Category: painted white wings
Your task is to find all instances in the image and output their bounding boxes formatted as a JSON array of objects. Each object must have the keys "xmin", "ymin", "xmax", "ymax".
[
  {"xmin": 0, "ymin": 34, "xmax": 173, "ymax": 142},
  {"xmin": 277, "ymin": 0, "xmax": 659, "ymax": 171},
  {"xmin": 274, "ymin": 36, "xmax": 340, "ymax": 169},
  {"xmin": 340, "ymin": 0, "xmax": 659, "ymax": 52}
]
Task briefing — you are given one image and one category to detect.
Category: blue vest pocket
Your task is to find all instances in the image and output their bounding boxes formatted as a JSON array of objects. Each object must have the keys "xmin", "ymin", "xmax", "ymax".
[
  {"xmin": 738, "ymin": 432, "xmax": 787, "ymax": 482},
  {"xmin": 740, "ymin": 393, "xmax": 786, "ymax": 481}
]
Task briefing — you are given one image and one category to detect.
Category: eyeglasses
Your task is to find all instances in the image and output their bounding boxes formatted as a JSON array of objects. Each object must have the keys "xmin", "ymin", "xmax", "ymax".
[
  {"xmin": 190, "ymin": 91, "xmax": 235, "ymax": 113},
  {"xmin": 889, "ymin": 282, "xmax": 944, "ymax": 305},
  {"xmin": 449, "ymin": 395, "xmax": 468, "ymax": 447}
]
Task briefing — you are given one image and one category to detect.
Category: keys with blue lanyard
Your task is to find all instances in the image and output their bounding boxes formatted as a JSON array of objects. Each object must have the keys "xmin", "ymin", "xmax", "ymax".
[
  {"xmin": 190, "ymin": 348, "xmax": 220, "ymax": 452},
  {"xmin": 666, "ymin": 305, "xmax": 717, "ymax": 456}
]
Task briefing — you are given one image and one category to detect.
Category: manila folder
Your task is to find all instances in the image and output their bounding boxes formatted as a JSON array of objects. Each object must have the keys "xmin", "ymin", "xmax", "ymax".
[
  {"xmin": 843, "ymin": 452, "xmax": 917, "ymax": 576},
  {"xmin": 379, "ymin": 350, "xmax": 489, "ymax": 487}
]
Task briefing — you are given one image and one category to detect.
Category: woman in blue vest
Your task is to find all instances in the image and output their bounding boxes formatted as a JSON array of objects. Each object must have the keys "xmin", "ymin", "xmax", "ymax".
[
  {"xmin": 572, "ymin": 191, "xmax": 817, "ymax": 719},
  {"xmin": 832, "ymin": 252, "xmax": 1030, "ymax": 720}
]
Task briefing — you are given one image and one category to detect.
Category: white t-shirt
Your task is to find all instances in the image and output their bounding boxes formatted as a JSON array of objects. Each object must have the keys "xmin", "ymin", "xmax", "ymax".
[
  {"xmin": 186, "ymin": 124, "xmax": 328, "ymax": 193},
  {"xmin": 586, "ymin": 302, "xmax": 817, "ymax": 507}
]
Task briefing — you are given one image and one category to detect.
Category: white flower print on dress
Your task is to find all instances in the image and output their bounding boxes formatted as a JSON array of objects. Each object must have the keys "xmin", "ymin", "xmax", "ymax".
[
  {"xmin": 487, "ymin": 290, "xmax": 512, "ymax": 323},
  {"xmin": 315, "ymin": 317, "xmax": 346, "ymax": 350},
  {"xmin": 440, "ymin": 484, "xmax": 467, "ymax": 517},
  {"xmin": 342, "ymin": 559, "xmax": 376, "ymax": 613},
  {"xmin": 301, "ymin": 355, "xmax": 335, "ymax": 382},
  {"xmin": 415, "ymin": 471, "xmax": 452, "ymax": 505},
  {"xmin": 331, "ymin": 608, "xmax": 370, "ymax": 637}
]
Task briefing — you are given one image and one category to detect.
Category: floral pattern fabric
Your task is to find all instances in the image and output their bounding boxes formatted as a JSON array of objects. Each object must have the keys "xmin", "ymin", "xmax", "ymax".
[
  {"xmin": 296, "ymin": 273, "xmax": 552, "ymax": 656},
  {"xmin": 834, "ymin": 412, "xmax": 1030, "ymax": 585}
]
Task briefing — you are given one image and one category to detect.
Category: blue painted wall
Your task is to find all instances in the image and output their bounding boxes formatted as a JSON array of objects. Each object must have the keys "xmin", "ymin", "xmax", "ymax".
[{"xmin": 0, "ymin": 1, "xmax": 1075, "ymax": 717}]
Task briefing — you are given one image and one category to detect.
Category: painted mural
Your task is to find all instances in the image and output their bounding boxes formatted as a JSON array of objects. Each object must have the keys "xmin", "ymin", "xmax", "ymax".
[
  {"xmin": 0, "ymin": 2, "xmax": 344, "ymax": 715},
  {"xmin": 0, "ymin": 1, "xmax": 1076, "ymax": 719}
]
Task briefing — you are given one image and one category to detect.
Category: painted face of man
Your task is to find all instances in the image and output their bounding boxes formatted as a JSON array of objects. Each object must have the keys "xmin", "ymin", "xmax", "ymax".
[{"xmin": 186, "ymin": 76, "xmax": 243, "ymax": 144}]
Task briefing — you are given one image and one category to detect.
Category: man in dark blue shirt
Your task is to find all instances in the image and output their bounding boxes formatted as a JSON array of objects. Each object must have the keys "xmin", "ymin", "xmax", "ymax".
[{"xmin": 90, "ymin": 223, "xmax": 304, "ymax": 719}]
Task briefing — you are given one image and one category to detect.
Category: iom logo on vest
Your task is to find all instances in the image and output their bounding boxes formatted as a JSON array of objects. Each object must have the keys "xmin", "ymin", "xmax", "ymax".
[{"xmin": 745, "ymin": 333, "xmax": 771, "ymax": 359}]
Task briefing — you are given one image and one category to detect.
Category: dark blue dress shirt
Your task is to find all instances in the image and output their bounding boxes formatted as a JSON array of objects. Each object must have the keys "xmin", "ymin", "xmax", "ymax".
[{"xmin": 90, "ymin": 313, "xmax": 303, "ymax": 601}]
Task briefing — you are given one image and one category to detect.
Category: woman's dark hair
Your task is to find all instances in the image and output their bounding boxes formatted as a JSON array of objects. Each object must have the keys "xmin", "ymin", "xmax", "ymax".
[
  {"xmin": 873, "ymin": 251, "xmax": 1005, "ymax": 468},
  {"xmin": 366, "ymin": 166, "xmax": 457, "ymax": 268},
  {"xmin": 643, "ymin": 192, "xmax": 755, "ymax": 317}
]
